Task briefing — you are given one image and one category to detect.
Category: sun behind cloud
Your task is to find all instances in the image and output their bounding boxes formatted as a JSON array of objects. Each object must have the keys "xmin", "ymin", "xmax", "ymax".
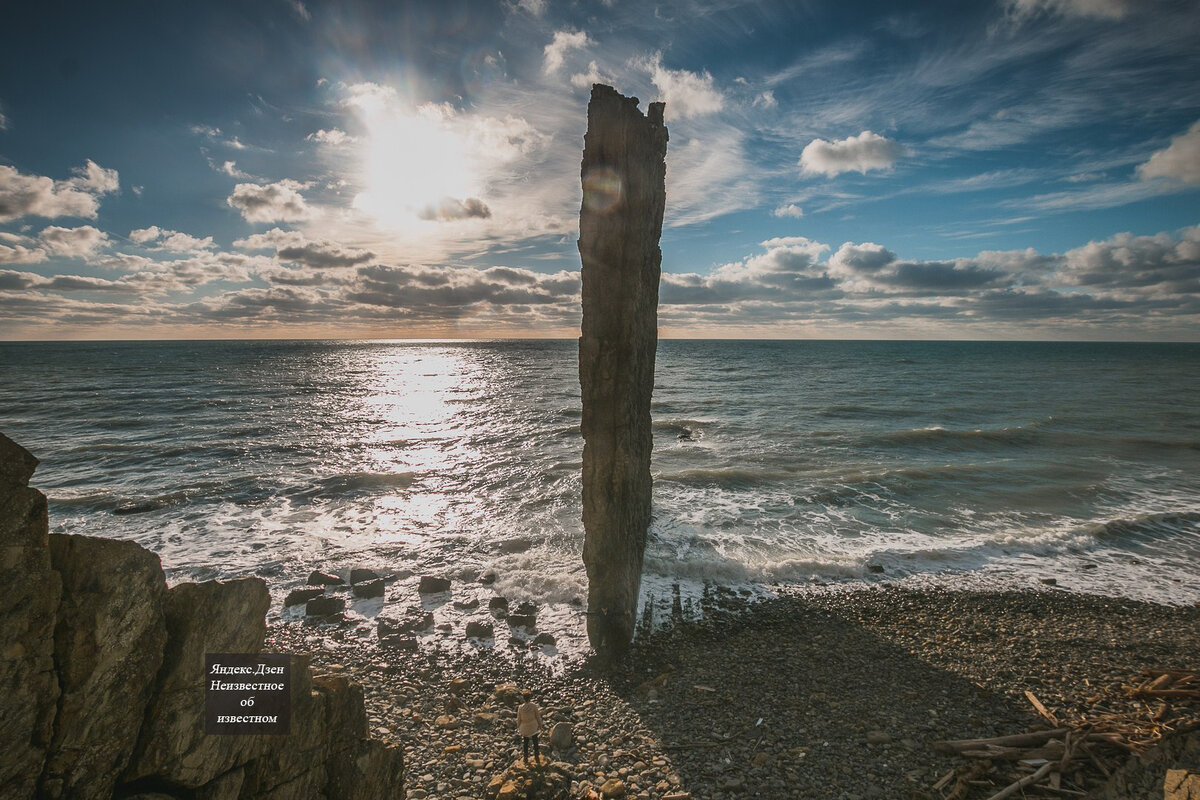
[{"xmin": 349, "ymin": 88, "xmax": 478, "ymax": 229}]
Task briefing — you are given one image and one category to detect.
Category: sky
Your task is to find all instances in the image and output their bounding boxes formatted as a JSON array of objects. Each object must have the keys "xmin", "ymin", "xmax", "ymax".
[{"xmin": 1, "ymin": 0, "xmax": 1198, "ymax": 340}]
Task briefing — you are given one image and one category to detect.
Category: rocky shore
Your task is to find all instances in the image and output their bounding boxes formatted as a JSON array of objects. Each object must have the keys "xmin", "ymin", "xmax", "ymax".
[{"xmin": 267, "ymin": 585, "xmax": 1200, "ymax": 800}]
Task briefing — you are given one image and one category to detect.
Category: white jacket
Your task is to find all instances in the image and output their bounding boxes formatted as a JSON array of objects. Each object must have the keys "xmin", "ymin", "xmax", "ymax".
[{"xmin": 516, "ymin": 701, "xmax": 542, "ymax": 737}]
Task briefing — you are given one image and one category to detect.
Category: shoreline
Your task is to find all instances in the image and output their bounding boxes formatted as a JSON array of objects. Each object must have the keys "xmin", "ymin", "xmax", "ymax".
[{"xmin": 266, "ymin": 585, "xmax": 1200, "ymax": 800}]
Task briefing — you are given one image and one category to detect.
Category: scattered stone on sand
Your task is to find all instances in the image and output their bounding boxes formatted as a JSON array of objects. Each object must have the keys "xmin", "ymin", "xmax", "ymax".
[
  {"xmin": 284, "ymin": 587, "xmax": 324, "ymax": 607},
  {"xmin": 352, "ymin": 578, "xmax": 385, "ymax": 599},
  {"xmin": 466, "ymin": 620, "xmax": 495, "ymax": 639},
  {"xmin": 484, "ymin": 758, "xmax": 572, "ymax": 800},
  {"xmin": 304, "ymin": 595, "xmax": 344, "ymax": 617},
  {"xmin": 548, "ymin": 721, "xmax": 574, "ymax": 751},
  {"xmin": 307, "ymin": 570, "xmax": 343, "ymax": 586},
  {"xmin": 418, "ymin": 576, "xmax": 452, "ymax": 594},
  {"xmin": 350, "ymin": 567, "xmax": 380, "ymax": 584}
]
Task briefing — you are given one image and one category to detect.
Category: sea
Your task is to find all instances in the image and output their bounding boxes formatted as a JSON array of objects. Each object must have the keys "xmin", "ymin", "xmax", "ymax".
[{"xmin": 2, "ymin": 339, "xmax": 1198, "ymax": 652}]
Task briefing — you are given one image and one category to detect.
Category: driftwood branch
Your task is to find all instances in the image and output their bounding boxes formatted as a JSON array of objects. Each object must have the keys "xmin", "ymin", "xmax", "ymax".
[{"xmin": 984, "ymin": 760, "xmax": 1056, "ymax": 800}]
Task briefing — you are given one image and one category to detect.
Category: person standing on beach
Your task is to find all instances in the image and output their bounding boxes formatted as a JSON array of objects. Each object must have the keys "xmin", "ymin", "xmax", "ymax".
[{"xmin": 516, "ymin": 690, "xmax": 544, "ymax": 764}]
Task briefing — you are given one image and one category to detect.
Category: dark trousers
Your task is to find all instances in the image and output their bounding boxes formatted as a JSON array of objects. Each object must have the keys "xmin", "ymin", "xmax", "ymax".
[{"xmin": 522, "ymin": 734, "xmax": 540, "ymax": 762}]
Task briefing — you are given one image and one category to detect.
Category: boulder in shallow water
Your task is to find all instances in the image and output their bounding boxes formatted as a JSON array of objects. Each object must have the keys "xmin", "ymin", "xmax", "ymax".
[
  {"xmin": 42, "ymin": 534, "xmax": 168, "ymax": 800},
  {"xmin": 308, "ymin": 570, "xmax": 344, "ymax": 586},
  {"xmin": 418, "ymin": 575, "xmax": 451, "ymax": 594},
  {"xmin": 284, "ymin": 587, "xmax": 325, "ymax": 607},
  {"xmin": 352, "ymin": 578, "xmax": 385, "ymax": 599},
  {"xmin": 378, "ymin": 609, "xmax": 433, "ymax": 637},
  {"xmin": 306, "ymin": 595, "xmax": 346, "ymax": 617},
  {"xmin": 349, "ymin": 567, "xmax": 379, "ymax": 584}
]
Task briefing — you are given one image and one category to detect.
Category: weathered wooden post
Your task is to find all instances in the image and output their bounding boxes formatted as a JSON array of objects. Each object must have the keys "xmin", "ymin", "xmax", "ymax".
[{"xmin": 578, "ymin": 84, "xmax": 668, "ymax": 656}]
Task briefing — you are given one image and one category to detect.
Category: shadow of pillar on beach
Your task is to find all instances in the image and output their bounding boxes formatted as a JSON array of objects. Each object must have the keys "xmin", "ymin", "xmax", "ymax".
[{"xmin": 583, "ymin": 595, "xmax": 1043, "ymax": 800}]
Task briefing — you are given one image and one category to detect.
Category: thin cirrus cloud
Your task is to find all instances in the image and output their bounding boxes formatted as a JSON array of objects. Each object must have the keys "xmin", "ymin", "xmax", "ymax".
[
  {"xmin": 1005, "ymin": 0, "xmax": 1132, "ymax": 20},
  {"xmin": 800, "ymin": 131, "xmax": 905, "ymax": 177}
]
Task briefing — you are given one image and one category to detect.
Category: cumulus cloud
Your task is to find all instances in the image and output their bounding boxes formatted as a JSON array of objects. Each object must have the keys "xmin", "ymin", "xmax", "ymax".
[
  {"xmin": 0, "ymin": 232, "xmax": 45, "ymax": 264},
  {"xmin": 1137, "ymin": 121, "xmax": 1200, "ymax": 185},
  {"xmin": 0, "ymin": 161, "xmax": 119, "ymax": 222},
  {"xmin": 772, "ymin": 203, "xmax": 804, "ymax": 218},
  {"xmin": 543, "ymin": 30, "xmax": 590, "ymax": 74},
  {"xmin": 828, "ymin": 242, "xmax": 896, "ymax": 275},
  {"xmin": 640, "ymin": 54, "xmax": 724, "ymax": 119},
  {"xmin": 306, "ymin": 128, "xmax": 354, "ymax": 146},
  {"xmin": 6, "ymin": 225, "xmax": 1198, "ymax": 337},
  {"xmin": 227, "ymin": 180, "xmax": 311, "ymax": 223},
  {"xmin": 216, "ymin": 160, "xmax": 251, "ymax": 179},
  {"xmin": 570, "ymin": 60, "xmax": 614, "ymax": 90},
  {"xmin": 1060, "ymin": 225, "xmax": 1200, "ymax": 295},
  {"xmin": 234, "ymin": 228, "xmax": 376, "ymax": 268},
  {"xmin": 130, "ymin": 226, "xmax": 216, "ymax": 252},
  {"xmin": 39, "ymin": 225, "xmax": 109, "ymax": 259},
  {"xmin": 417, "ymin": 197, "xmax": 492, "ymax": 221},
  {"xmin": 348, "ymin": 263, "xmax": 577, "ymax": 311},
  {"xmin": 800, "ymin": 131, "xmax": 905, "ymax": 176}
]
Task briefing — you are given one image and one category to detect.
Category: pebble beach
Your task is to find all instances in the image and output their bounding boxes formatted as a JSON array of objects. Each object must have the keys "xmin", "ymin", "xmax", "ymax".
[{"xmin": 265, "ymin": 586, "xmax": 1200, "ymax": 800}]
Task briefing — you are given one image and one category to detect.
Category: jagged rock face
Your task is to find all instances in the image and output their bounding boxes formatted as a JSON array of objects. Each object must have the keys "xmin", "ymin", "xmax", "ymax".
[
  {"xmin": 41, "ymin": 535, "xmax": 168, "ymax": 800},
  {"xmin": 124, "ymin": 577, "xmax": 271, "ymax": 788},
  {"xmin": 578, "ymin": 84, "xmax": 668, "ymax": 656},
  {"xmin": 0, "ymin": 433, "xmax": 61, "ymax": 799},
  {"xmin": 0, "ymin": 431, "xmax": 404, "ymax": 799}
]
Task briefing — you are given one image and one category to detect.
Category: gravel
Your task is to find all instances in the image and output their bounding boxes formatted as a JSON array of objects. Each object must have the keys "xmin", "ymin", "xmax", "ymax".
[{"xmin": 265, "ymin": 585, "xmax": 1200, "ymax": 799}]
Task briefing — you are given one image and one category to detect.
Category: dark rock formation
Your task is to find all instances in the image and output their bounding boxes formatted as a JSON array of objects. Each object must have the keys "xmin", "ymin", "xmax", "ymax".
[
  {"xmin": 0, "ymin": 433, "xmax": 405, "ymax": 800},
  {"xmin": 0, "ymin": 434, "xmax": 60, "ymax": 798},
  {"xmin": 417, "ymin": 575, "xmax": 451, "ymax": 594},
  {"xmin": 42, "ymin": 535, "xmax": 167, "ymax": 800},
  {"xmin": 306, "ymin": 595, "xmax": 346, "ymax": 617},
  {"xmin": 352, "ymin": 578, "xmax": 385, "ymax": 599},
  {"xmin": 465, "ymin": 620, "xmax": 494, "ymax": 639},
  {"xmin": 308, "ymin": 570, "xmax": 343, "ymax": 586},
  {"xmin": 284, "ymin": 586, "xmax": 325, "ymax": 606},
  {"xmin": 124, "ymin": 578, "xmax": 271, "ymax": 788},
  {"xmin": 349, "ymin": 567, "xmax": 379, "ymax": 584},
  {"xmin": 577, "ymin": 84, "xmax": 668, "ymax": 656}
]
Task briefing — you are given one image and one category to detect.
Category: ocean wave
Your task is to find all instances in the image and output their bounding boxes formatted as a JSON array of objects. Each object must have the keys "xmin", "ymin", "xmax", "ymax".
[
  {"xmin": 875, "ymin": 422, "xmax": 1055, "ymax": 449},
  {"xmin": 1084, "ymin": 511, "xmax": 1200, "ymax": 544},
  {"xmin": 290, "ymin": 471, "xmax": 416, "ymax": 501},
  {"xmin": 656, "ymin": 466, "xmax": 794, "ymax": 489}
]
